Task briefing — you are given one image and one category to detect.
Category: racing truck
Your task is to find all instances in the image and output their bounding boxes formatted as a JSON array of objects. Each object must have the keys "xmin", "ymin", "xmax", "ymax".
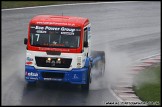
[{"xmin": 24, "ymin": 15, "xmax": 105, "ymax": 90}]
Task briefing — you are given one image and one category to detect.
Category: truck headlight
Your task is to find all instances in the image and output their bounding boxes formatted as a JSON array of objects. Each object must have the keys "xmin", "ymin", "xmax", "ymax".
[
  {"xmin": 77, "ymin": 56, "xmax": 82, "ymax": 68},
  {"xmin": 57, "ymin": 58, "xmax": 61, "ymax": 61},
  {"xmin": 47, "ymin": 57, "xmax": 51, "ymax": 61}
]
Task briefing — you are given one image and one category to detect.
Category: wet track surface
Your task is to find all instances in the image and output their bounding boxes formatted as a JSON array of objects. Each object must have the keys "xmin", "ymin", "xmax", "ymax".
[{"xmin": 2, "ymin": 1, "xmax": 160, "ymax": 105}]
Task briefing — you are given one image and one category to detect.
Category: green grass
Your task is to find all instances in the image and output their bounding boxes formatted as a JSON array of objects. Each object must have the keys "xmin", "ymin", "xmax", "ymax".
[
  {"xmin": 1, "ymin": 1, "xmax": 92, "ymax": 9},
  {"xmin": 133, "ymin": 65, "xmax": 161, "ymax": 105}
]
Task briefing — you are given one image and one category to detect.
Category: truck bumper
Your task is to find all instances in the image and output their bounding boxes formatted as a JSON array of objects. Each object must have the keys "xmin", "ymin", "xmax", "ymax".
[{"xmin": 25, "ymin": 65, "xmax": 88, "ymax": 84}]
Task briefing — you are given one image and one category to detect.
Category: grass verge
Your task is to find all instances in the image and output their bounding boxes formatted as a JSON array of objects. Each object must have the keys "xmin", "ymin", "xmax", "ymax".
[
  {"xmin": 1, "ymin": 1, "xmax": 92, "ymax": 9},
  {"xmin": 133, "ymin": 64, "xmax": 161, "ymax": 105}
]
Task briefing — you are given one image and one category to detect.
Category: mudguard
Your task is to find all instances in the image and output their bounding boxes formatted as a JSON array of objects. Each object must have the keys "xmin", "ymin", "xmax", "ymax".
[{"xmin": 90, "ymin": 50, "xmax": 105, "ymax": 66}]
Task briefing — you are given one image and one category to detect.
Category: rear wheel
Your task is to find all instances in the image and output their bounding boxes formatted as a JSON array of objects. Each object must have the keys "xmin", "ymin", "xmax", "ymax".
[{"xmin": 92, "ymin": 51, "xmax": 105, "ymax": 77}]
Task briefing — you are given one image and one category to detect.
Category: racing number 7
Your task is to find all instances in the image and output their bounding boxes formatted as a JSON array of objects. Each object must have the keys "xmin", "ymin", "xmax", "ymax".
[{"xmin": 35, "ymin": 34, "xmax": 40, "ymax": 42}]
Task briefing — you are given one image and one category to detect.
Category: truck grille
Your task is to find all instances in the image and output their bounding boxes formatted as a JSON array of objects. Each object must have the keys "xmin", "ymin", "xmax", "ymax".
[
  {"xmin": 35, "ymin": 57, "xmax": 72, "ymax": 68},
  {"xmin": 42, "ymin": 72, "xmax": 64, "ymax": 78}
]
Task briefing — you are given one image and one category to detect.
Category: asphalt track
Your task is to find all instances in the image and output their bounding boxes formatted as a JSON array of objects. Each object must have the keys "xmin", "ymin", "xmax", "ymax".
[{"xmin": 2, "ymin": 1, "xmax": 160, "ymax": 105}]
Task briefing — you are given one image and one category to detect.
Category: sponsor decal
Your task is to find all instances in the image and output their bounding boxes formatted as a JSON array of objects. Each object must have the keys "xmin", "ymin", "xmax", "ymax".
[
  {"xmin": 44, "ymin": 78, "xmax": 62, "ymax": 81},
  {"xmin": 61, "ymin": 32, "xmax": 74, "ymax": 35},
  {"xmin": 33, "ymin": 26, "xmax": 76, "ymax": 32},
  {"xmin": 73, "ymin": 74, "xmax": 79, "ymax": 79},
  {"xmin": 45, "ymin": 26, "xmax": 60, "ymax": 31},
  {"xmin": 36, "ymin": 22, "xmax": 76, "ymax": 26},
  {"xmin": 27, "ymin": 57, "xmax": 33, "ymax": 61},
  {"xmin": 36, "ymin": 30, "xmax": 47, "ymax": 33},
  {"xmin": 26, "ymin": 72, "xmax": 38, "ymax": 77},
  {"xmin": 61, "ymin": 27, "xmax": 75, "ymax": 32},
  {"xmin": 39, "ymin": 47, "xmax": 70, "ymax": 52},
  {"xmin": 31, "ymin": 25, "xmax": 78, "ymax": 35},
  {"xmin": 25, "ymin": 76, "xmax": 38, "ymax": 80},
  {"xmin": 26, "ymin": 61, "xmax": 33, "ymax": 65},
  {"xmin": 29, "ymin": 77, "xmax": 38, "ymax": 80}
]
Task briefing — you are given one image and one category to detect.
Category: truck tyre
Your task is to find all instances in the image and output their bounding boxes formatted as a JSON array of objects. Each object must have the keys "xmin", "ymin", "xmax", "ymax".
[
  {"xmin": 91, "ymin": 51, "xmax": 105, "ymax": 76},
  {"xmin": 81, "ymin": 67, "xmax": 91, "ymax": 91},
  {"xmin": 96, "ymin": 60, "xmax": 105, "ymax": 76},
  {"xmin": 26, "ymin": 81, "xmax": 37, "ymax": 87}
]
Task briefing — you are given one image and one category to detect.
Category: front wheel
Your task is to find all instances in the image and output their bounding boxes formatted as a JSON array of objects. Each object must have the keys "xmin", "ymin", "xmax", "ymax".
[
  {"xmin": 81, "ymin": 68, "xmax": 91, "ymax": 91},
  {"xmin": 26, "ymin": 81, "xmax": 37, "ymax": 88}
]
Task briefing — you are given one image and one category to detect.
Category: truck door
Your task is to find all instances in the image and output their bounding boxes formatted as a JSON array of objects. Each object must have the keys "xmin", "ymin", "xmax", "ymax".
[
  {"xmin": 83, "ymin": 27, "xmax": 89, "ymax": 58},
  {"xmin": 83, "ymin": 24, "xmax": 91, "ymax": 56}
]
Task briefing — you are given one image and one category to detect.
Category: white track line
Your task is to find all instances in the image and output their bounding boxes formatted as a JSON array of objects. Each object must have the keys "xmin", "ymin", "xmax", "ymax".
[
  {"xmin": 137, "ymin": 53, "xmax": 160, "ymax": 61},
  {"xmin": 2, "ymin": 1, "xmax": 138, "ymax": 11},
  {"xmin": 109, "ymin": 86, "xmax": 124, "ymax": 102}
]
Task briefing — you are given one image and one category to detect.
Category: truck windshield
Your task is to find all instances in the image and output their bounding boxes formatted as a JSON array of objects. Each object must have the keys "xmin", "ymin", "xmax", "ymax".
[{"xmin": 30, "ymin": 25, "xmax": 81, "ymax": 48}]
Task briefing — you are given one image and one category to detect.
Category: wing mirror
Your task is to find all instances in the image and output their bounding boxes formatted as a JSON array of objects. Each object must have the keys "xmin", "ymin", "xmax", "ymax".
[
  {"xmin": 24, "ymin": 38, "xmax": 28, "ymax": 45},
  {"xmin": 84, "ymin": 41, "xmax": 88, "ymax": 48}
]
